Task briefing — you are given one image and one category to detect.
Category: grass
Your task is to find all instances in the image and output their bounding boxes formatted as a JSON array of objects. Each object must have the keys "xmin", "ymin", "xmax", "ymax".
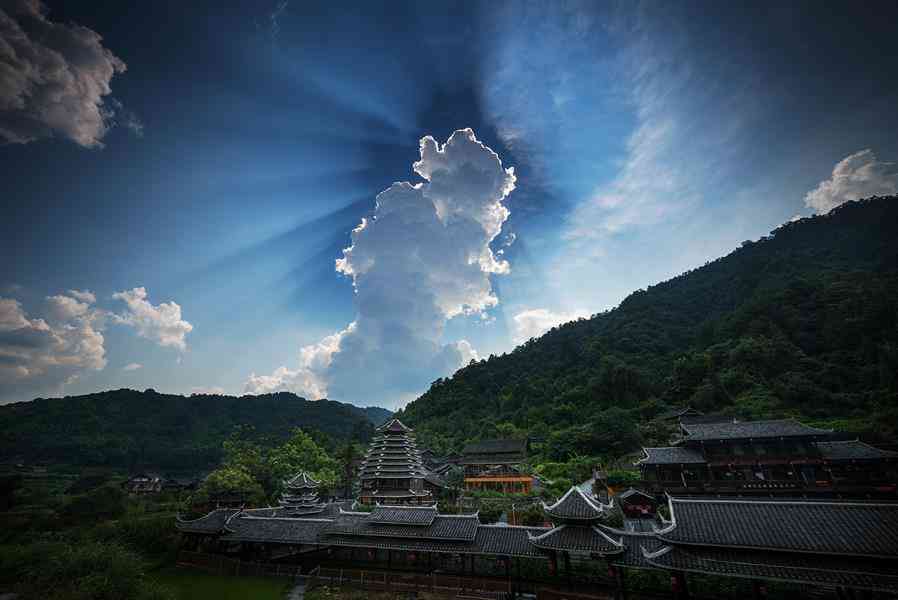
[{"xmin": 153, "ymin": 566, "xmax": 291, "ymax": 600}]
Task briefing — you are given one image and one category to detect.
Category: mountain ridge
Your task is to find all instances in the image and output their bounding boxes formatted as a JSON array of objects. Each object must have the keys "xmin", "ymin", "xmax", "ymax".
[
  {"xmin": 397, "ymin": 196, "xmax": 898, "ymax": 456},
  {"xmin": 0, "ymin": 389, "xmax": 391, "ymax": 471}
]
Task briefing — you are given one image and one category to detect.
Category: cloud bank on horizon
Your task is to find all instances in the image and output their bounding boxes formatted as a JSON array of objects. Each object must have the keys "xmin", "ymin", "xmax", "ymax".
[
  {"xmin": 245, "ymin": 128, "xmax": 516, "ymax": 408},
  {"xmin": 0, "ymin": 0, "xmax": 139, "ymax": 147},
  {"xmin": 0, "ymin": 287, "xmax": 192, "ymax": 403}
]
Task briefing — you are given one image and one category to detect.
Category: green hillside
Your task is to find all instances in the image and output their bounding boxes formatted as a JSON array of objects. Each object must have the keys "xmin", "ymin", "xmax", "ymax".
[
  {"xmin": 0, "ymin": 390, "xmax": 386, "ymax": 471},
  {"xmin": 398, "ymin": 196, "xmax": 898, "ymax": 457}
]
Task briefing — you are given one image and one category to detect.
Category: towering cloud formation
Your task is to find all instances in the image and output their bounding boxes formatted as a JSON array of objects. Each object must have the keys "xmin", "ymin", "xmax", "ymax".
[
  {"xmin": 245, "ymin": 129, "xmax": 516, "ymax": 407},
  {"xmin": 0, "ymin": 0, "xmax": 133, "ymax": 147},
  {"xmin": 804, "ymin": 150, "xmax": 898, "ymax": 214}
]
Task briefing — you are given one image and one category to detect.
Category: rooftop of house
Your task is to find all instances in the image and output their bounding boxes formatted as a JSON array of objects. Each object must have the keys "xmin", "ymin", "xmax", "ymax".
[{"xmin": 679, "ymin": 419, "xmax": 832, "ymax": 442}]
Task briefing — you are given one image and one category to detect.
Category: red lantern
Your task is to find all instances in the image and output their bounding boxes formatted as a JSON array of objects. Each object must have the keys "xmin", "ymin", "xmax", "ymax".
[
  {"xmin": 670, "ymin": 575, "xmax": 680, "ymax": 593},
  {"xmin": 408, "ymin": 553, "xmax": 416, "ymax": 561},
  {"xmin": 367, "ymin": 549, "xmax": 375, "ymax": 560}
]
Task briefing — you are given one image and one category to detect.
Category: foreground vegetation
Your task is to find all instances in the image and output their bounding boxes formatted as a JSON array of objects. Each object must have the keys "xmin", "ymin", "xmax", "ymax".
[
  {"xmin": 399, "ymin": 196, "xmax": 898, "ymax": 459},
  {"xmin": 154, "ymin": 567, "xmax": 289, "ymax": 600}
]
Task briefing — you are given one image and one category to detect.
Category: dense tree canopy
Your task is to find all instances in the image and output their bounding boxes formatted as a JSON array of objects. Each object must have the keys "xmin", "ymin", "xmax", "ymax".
[
  {"xmin": 399, "ymin": 197, "xmax": 898, "ymax": 459},
  {"xmin": 0, "ymin": 390, "xmax": 388, "ymax": 472}
]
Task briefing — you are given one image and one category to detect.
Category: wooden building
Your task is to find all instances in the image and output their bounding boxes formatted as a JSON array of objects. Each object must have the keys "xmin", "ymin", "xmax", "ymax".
[
  {"xmin": 176, "ymin": 486, "xmax": 898, "ymax": 597},
  {"xmin": 358, "ymin": 418, "xmax": 434, "ymax": 505},
  {"xmin": 637, "ymin": 418, "xmax": 898, "ymax": 497},
  {"xmin": 461, "ymin": 438, "xmax": 533, "ymax": 493}
]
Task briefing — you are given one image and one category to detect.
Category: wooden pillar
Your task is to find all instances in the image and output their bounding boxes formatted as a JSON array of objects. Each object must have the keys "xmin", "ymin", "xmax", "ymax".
[
  {"xmin": 671, "ymin": 571, "xmax": 690, "ymax": 600},
  {"xmin": 387, "ymin": 549, "xmax": 392, "ymax": 569},
  {"xmin": 611, "ymin": 565, "xmax": 627, "ymax": 600}
]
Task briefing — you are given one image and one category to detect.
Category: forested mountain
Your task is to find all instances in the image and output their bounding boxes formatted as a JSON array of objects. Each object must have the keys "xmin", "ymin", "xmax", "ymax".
[
  {"xmin": 0, "ymin": 390, "xmax": 386, "ymax": 471},
  {"xmin": 398, "ymin": 196, "xmax": 898, "ymax": 458}
]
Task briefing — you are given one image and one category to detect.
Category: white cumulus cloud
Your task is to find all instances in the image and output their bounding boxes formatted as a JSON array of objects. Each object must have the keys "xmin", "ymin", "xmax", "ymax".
[
  {"xmin": 0, "ymin": 291, "xmax": 106, "ymax": 403},
  {"xmin": 804, "ymin": 149, "xmax": 898, "ymax": 214},
  {"xmin": 245, "ymin": 128, "xmax": 515, "ymax": 407},
  {"xmin": 0, "ymin": 0, "xmax": 138, "ymax": 147},
  {"xmin": 111, "ymin": 287, "xmax": 193, "ymax": 351},
  {"xmin": 511, "ymin": 308, "xmax": 589, "ymax": 345},
  {"xmin": 122, "ymin": 362, "xmax": 142, "ymax": 371}
]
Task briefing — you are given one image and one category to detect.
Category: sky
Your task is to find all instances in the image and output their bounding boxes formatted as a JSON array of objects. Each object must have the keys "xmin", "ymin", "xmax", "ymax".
[{"xmin": 2, "ymin": 0, "xmax": 897, "ymax": 408}]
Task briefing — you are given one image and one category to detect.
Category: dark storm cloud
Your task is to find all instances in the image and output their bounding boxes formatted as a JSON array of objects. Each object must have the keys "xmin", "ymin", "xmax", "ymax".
[{"xmin": 0, "ymin": 0, "xmax": 136, "ymax": 147}]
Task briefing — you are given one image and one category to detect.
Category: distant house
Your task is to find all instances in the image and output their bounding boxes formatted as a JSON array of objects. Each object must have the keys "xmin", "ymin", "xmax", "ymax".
[
  {"xmin": 657, "ymin": 406, "xmax": 703, "ymax": 421},
  {"xmin": 162, "ymin": 477, "xmax": 198, "ymax": 493},
  {"xmin": 461, "ymin": 438, "xmax": 533, "ymax": 493},
  {"xmin": 124, "ymin": 473, "xmax": 163, "ymax": 494}
]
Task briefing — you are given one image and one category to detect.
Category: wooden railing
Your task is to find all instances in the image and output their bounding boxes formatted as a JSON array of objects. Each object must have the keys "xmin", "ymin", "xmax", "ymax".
[
  {"xmin": 176, "ymin": 550, "xmax": 303, "ymax": 579},
  {"xmin": 309, "ymin": 568, "xmax": 513, "ymax": 599}
]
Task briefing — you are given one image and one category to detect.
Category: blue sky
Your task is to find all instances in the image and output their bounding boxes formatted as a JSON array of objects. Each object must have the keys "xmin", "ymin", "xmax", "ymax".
[{"xmin": 2, "ymin": 0, "xmax": 897, "ymax": 407}]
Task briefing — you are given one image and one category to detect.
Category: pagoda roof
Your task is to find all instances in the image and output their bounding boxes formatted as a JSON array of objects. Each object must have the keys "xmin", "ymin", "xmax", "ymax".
[
  {"xmin": 376, "ymin": 418, "xmax": 413, "ymax": 434},
  {"xmin": 637, "ymin": 446, "xmax": 707, "ymax": 465},
  {"xmin": 283, "ymin": 471, "xmax": 320, "ymax": 489},
  {"xmin": 542, "ymin": 486, "xmax": 610, "ymax": 522},
  {"xmin": 680, "ymin": 419, "xmax": 832, "ymax": 442},
  {"xmin": 660, "ymin": 497, "xmax": 898, "ymax": 558},
  {"xmin": 528, "ymin": 524, "xmax": 624, "ymax": 556},
  {"xmin": 815, "ymin": 439, "xmax": 898, "ymax": 461},
  {"xmin": 642, "ymin": 545, "xmax": 898, "ymax": 593}
]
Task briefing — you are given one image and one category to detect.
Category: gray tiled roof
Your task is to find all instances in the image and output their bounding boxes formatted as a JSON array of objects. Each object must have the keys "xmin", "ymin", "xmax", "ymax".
[
  {"xmin": 460, "ymin": 454, "xmax": 527, "ymax": 465},
  {"xmin": 176, "ymin": 508, "xmax": 238, "ymax": 533},
  {"xmin": 462, "ymin": 438, "xmax": 527, "ymax": 457},
  {"xmin": 475, "ymin": 525, "xmax": 548, "ymax": 557},
  {"xmin": 662, "ymin": 497, "xmax": 898, "ymax": 558},
  {"xmin": 815, "ymin": 440, "xmax": 898, "ymax": 461},
  {"xmin": 326, "ymin": 512, "xmax": 479, "ymax": 541},
  {"xmin": 617, "ymin": 488, "xmax": 656, "ymax": 503},
  {"xmin": 542, "ymin": 487, "xmax": 608, "ymax": 522},
  {"xmin": 221, "ymin": 515, "xmax": 332, "ymax": 544},
  {"xmin": 604, "ymin": 529, "xmax": 666, "ymax": 569},
  {"xmin": 643, "ymin": 545, "xmax": 898, "ymax": 592},
  {"xmin": 528, "ymin": 525, "xmax": 624, "ymax": 556},
  {"xmin": 368, "ymin": 505, "xmax": 437, "ymax": 525},
  {"xmin": 680, "ymin": 419, "xmax": 831, "ymax": 441},
  {"xmin": 638, "ymin": 446, "xmax": 707, "ymax": 465}
]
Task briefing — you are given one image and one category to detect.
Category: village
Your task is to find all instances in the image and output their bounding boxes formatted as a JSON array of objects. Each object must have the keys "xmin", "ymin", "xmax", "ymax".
[{"xmin": 172, "ymin": 416, "xmax": 898, "ymax": 599}]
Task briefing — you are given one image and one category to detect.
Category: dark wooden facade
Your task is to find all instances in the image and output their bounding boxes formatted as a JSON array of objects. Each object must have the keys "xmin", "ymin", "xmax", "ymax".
[{"xmin": 637, "ymin": 419, "xmax": 898, "ymax": 498}]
